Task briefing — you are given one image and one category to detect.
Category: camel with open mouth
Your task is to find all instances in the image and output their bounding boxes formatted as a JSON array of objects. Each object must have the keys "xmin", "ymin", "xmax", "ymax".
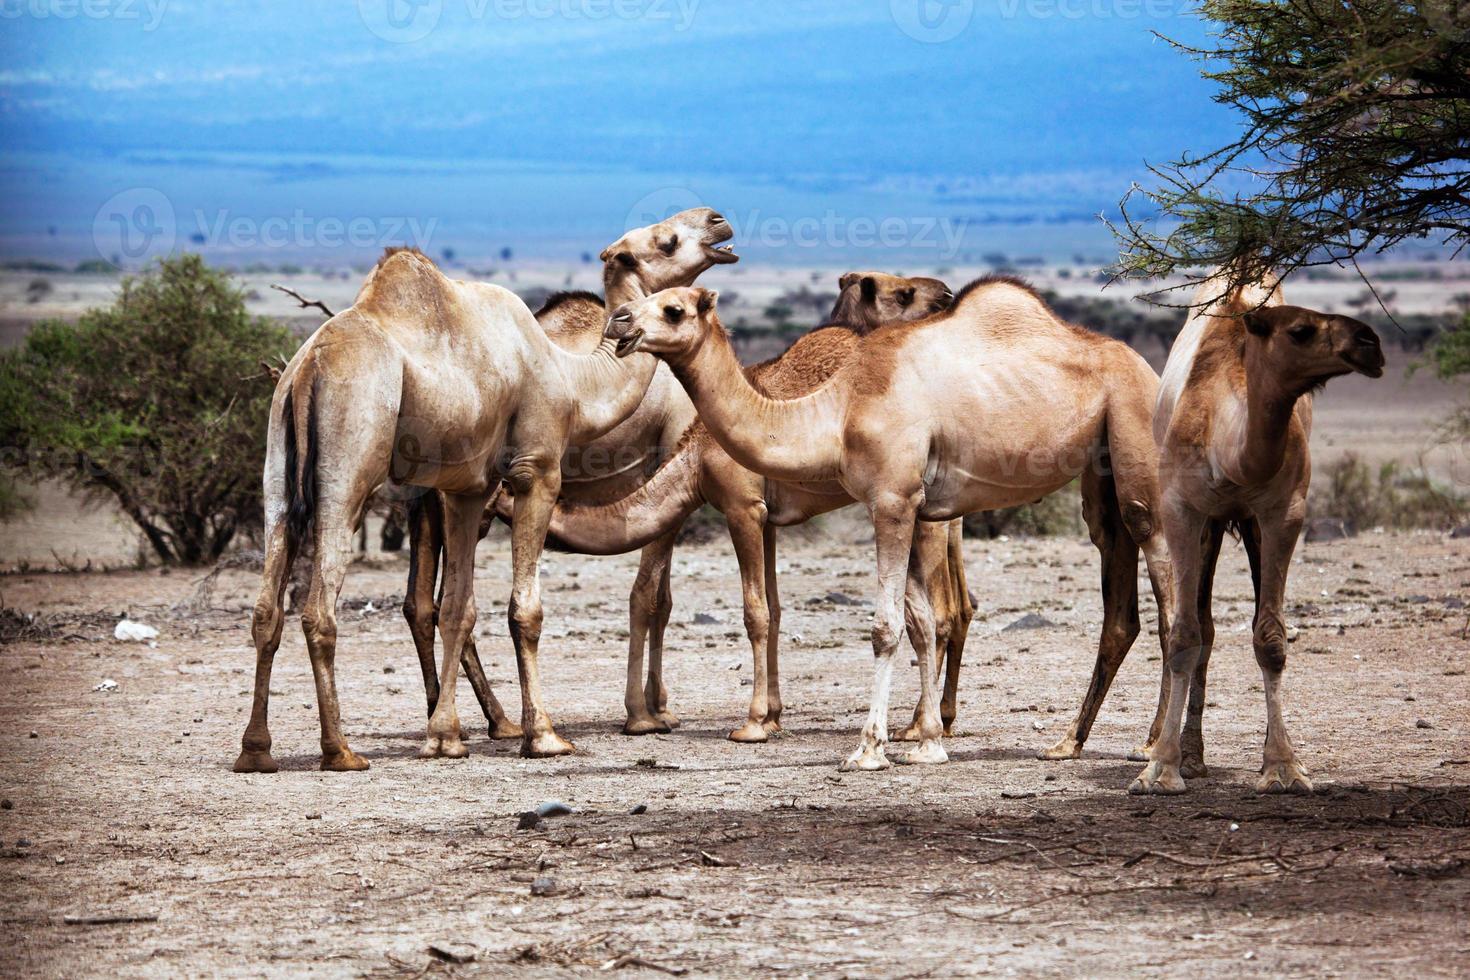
[
  {"xmin": 1130, "ymin": 270, "xmax": 1384, "ymax": 795},
  {"xmin": 232, "ymin": 222, "xmax": 737, "ymax": 772},
  {"xmin": 604, "ymin": 279, "xmax": 1174, "ymax": 770},
  {"xmin": 398, "ymin": 208, "xmax": 739, "ymax": 741}
]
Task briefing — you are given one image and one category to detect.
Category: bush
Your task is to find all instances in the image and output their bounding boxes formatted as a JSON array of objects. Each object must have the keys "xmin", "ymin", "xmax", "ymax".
[
  {"xmin": 1310, "ymin": 453, "xmax": 1466, "ymax": 533},
  {"xmin": 0, "ymin": 255, "xmax": 299, "ymax": 564},
  {"xmin": 965, "ymin": 481, "xmax": 1084, "ymax": 539}
]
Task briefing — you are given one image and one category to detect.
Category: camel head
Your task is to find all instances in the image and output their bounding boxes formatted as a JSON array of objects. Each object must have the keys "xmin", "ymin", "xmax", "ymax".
[
  {"xmin": 831, "ymin": 271, "xmax": 952, "ymax": 332},
  {"xmin": 1242, "ymin": 304, "xmax": 1385, "ymax": 388},
  {"xmin": 605, "ymin": 286, "xmax": 720, "ymax": 360},
  {"xmin": 600, "ymin": 208, "xmax": 738, "ymax": 297}
]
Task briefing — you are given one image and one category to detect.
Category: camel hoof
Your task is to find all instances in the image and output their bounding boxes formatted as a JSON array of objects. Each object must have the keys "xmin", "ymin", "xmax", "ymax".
[
  {"xmin": 623, "ymin": 715, "xmax": 671, "ymax": 737},
  {"xmin": 1128, "ymin": 760, "xmax": 1186, "ymax": 795},
  {"xmin": 1257, "ymin": 761, "xmax": 1313, "ymax": 795},
  {"xmin": 1127, "ymin": 744, "xmax": 1155, "ymax": 763},
  {"xmin": 656, "ymin": 711, "xmax": 681, "ymax": 730},
  {"xmin": 1180, "ymin": 756, "xmax": 1209, "ymax": 780},
  {"xmin": 839, "ymin": 746, "xmax": 891, "ymax": 772},
  {"xmin": 418, "ymin": 736, "xmax": 468, "ymax": 760},
  {"xmin": 1037, "ymin": 737, "xmax": 1082, "ymax": 761},
  {"xmin": 232, "ymin": 750, "xmax": 278, "ymax": 774},
  {"xmin": 761, "ymin": 718, "xmax": 782, "ymax": 735},
  {"xmin": 895, "ymin": 740, "xmax": 948, "ymax": 766},
  {"xmin": 942, "ymin": 723, "xmax": 957, "ymax": 738},
  {"xmin": 522, "ymin": 732, "xmax": 576, "ymax": 758},
  {"xmin": 891, "ymin": 723, "xmax": 922, "ymax": 743},
  {"xmin": 488, "ymin": 718, "xmax": 524, "ymax": 741},
  {"xmin": 728, "ymin": 721, "xmax": 769, "ymax": 743},
  {"xmin": 321, "ymin": 749, "xmax": 370, "ymax": 772}
]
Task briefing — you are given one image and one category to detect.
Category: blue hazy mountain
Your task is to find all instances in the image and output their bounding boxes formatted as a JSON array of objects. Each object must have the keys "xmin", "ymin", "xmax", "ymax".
[{"xmin": 0, "ymin": 1, "xmax": 1232, "ymax": 263}]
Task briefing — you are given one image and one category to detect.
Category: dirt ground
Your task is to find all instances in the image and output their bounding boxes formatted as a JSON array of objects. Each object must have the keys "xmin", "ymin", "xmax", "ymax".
[{"xmin": 1, "ymin": 527, "xmax": 1468, "ymax": 977}]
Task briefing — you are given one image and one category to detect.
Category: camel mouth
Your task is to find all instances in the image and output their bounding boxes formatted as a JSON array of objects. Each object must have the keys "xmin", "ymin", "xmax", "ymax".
[
  {"xmin": 615, "ymin": 330, "xmax": 645, "ymax": 358},
  {"xmin": 703, "ymin": 243, "xmax": 740, "ymax": 265},
  {"xmin": 1343, "ymin": 348, "xmax": 1385, "ymax": 378}
]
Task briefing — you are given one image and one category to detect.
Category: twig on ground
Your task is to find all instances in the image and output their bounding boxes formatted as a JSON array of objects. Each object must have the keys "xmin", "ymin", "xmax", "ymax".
[
  {"xmin": 601, "ymin": 954, "xmax": 688, "ymax": 975},
  {"xmin": 62, "ymin": 912, "xmax": 159, "ymax": 926}
]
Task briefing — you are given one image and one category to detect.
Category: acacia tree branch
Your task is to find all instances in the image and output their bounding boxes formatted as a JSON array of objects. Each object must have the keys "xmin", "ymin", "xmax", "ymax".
[{"xmin": 270, "ymin": 284, "xmax": 335, "ymax": 319}]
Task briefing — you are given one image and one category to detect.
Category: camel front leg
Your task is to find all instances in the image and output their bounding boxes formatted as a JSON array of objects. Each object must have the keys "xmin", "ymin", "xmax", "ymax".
[
  {"xmin": 645, "ymin": 549, "xmax": 679, "ymax": 729},
  {"xmin": 623, "ymin": 532, "xmax": 677, "ymax": 736},
  {"xmin": 896, "ymin": 520, "xmax": 953, "ymax": 743},
  {"xmin": 234, "ymin": 521, "xmax": 299, "ymax": 773},
  {"xmin": 726, "ymin": 507, "xmax": 774, "ymax": 743},
  {"xmin": 1178, "ymin": 519, "xmax": 1225, "ymax": 778},
  {"xmin": 420, "ymin": 492, "xmax": 488, "ymax": 760},
  {"xmin": 1131, "ymin": 531, "xmax": 1175, "ymax": 761},
  {"xmin": 762, "ymin": 522, "xmax": 784, "ymax": 733},
  {"xmin": 1247, "ymin": 510, "xmax": 1313, "ymax": 794},
  {"xmin": 508, "ymin": 467, "xmax": 575, "ymax": 758},
  {"xmin": 895, "ymin": 527, "xmax": 946, "ymax": 765},
  {"xmin": 841, "ymin": 490, "xmax": 921, "ymax": 772},
  {"xmin": 1130, "ymin": 498, "xmax": 1207, "ymax": 795}
]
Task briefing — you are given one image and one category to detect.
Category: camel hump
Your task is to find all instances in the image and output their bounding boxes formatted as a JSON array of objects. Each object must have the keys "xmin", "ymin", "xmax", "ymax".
[{"xmin": 354, "ymin": 246, "xmax": 457, "ymax": 322}]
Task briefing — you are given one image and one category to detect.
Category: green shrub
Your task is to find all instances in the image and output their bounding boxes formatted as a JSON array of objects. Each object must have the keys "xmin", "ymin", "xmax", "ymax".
[
  {"xmin": 0, "ymin": 255, "xmax": 299, "ymax": 564},
  {"xmin": 1310, "ymin": 453, "xmax": 1466, "ymax": 532},
  {"xmin": 965, "ymin": 481, "xmax": 1084, "ymax": 539}
]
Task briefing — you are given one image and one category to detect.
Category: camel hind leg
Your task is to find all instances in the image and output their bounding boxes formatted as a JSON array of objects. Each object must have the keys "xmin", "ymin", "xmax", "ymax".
[
  {"xmin": 623, "ymin": 532, "xmax": 678, "ymax": 736},
  {"xmin": 1040, "ymin": 454, "xmax": 1141, "ymax": 761},
  {"xmin": 940, "ymin": 519, "xmax": 972, "ymax": 736},
  {"xmin": 233, "ymin": 519, "xmax": 299, "ymax": 774},
  {"xmin": 895, "ymin": 520, "xmax": 956, "ymax": 743}
]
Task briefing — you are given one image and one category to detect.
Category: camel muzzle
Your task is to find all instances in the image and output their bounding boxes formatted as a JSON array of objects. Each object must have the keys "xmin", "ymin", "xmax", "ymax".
[{"xmin": 614, "ymin": 328, "xmax": 644, "ymax": 358}]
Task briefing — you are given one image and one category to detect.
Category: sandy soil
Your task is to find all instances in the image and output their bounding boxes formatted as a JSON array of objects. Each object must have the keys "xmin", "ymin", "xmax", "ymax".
[{"xmin": 1, "ymin": 530, "xmax": 1467, "ymax": 976}]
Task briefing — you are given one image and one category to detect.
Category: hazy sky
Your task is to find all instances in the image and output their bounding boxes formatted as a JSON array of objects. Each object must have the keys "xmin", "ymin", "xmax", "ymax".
[{"xmin": 0, "ymin": 0, "xmax": 1235, "ymax": 263}]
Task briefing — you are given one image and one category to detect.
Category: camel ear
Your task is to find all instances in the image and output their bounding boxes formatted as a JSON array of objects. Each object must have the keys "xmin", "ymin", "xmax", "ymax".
[
  {"xmin": 696, "ymin": 288, "xmax": 717, "ymax": 316},
  {"xmin": 839, "ymin": 272, "xmax": 860, "ymax": 291},
  {"xmin": 860, "ymin": 276, "xmax": 877, "ymax": 304},
  {"xmin": 1243, "ymin": 309, "xmax": 1273, "ymax": 336}
]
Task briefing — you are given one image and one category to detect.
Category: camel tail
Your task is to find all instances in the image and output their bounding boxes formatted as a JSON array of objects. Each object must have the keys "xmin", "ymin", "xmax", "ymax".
[{"xmin": 281, "ymin": 369, "xmax": 321, "ymax": 546}]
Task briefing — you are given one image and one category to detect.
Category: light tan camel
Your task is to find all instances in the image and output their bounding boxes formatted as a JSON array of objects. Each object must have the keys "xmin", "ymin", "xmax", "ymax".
[
  {"xmin": 605, "ymin": 279, "xmax": 1174, "ymax": 769},
  {"xmin": 398, "ymin": 209, "xmax": 738, "ymax": 742},
  {"xmin": 513, "ymin": 272, "xmax": 971, "ymax": 742},
  {"xmin": 1129, "ymin": 272, "xmax": 1384, "ymax": 795},
  {"xmin": 232, "ymin": 220, "xmax": 732, "ymax": 773}
]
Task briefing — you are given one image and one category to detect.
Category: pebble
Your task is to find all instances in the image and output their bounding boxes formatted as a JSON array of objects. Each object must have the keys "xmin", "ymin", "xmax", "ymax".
[
  {"xmin": 530, "ymin": 876, "xmax": 558, "ymax": 896},
  {"xmin": 1416, "ymin": 719, "xmax": 1435, "ymax": 730},
  {"xmin": 1, "ymin": 800, "xmax": 11, "ymax": 810}
]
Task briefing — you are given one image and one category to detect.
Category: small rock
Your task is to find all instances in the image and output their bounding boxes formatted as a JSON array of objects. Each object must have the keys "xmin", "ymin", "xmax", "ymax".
[
  {"xmin": 629, "ymin": 804, "xmax": 648, "ymax": 815},
  {"xmin": 1, "ymin": 800, "xmax": 11, "ymax": 810},
  {"xmin": 427, "ymin": 942, "xmax": 477, "ymax": 964},
  {"xmin": 383, "ymin": 665, "xmax": 396, "ymax": 674},
  {"xmin": 15, "ymin": 838, "xmax": 31, "ymax": 848},
  {"xmin": 28, "ymin": 732, "xmax": 37, "ymax": 739},
  {"xmin": 1406, "ymin": 595, "xmax": 1432, "ymax": 604},
  {"xmin": 1416, "ymin": 719, "xmax": 1435, "ymax": 730},
  {"xmin": 91, "ymin": 679, "xmax": 118, "ymax": 694},
  {"xmin": 1003, "ymin": 613, "xmax": 1056, "ymax": 632},
  {"xmin": 824, "ymin": 591, "xmax": 868, "ymax": 606},
  {"xmin": 1450, "ymin": 524, "xmax": 1470, "ymax": 539},
  {"xmin": 1444, "ymin": 596, "xmax": 1466, "ymax": 610},
  {"xmin": 516, "ymin": 812, "xmax": 542, "ymax": 831},
  {"xmin": 692, "ymin": 612, "xmax": 719, "ymax": 625},
  {"xmin": 530, "ymin": 876, "xmax": 558, "ymax": 897},
  {"xmin": 113, "ymin": 620, "xmax": 158, "ymax": 643},
  {"xmin": 305, "ymin": 812, "xmax": 322, "ymax": 820},
  {"xmin": 535, "ymin": 800, "xmax": 574, "ymax": 818}
]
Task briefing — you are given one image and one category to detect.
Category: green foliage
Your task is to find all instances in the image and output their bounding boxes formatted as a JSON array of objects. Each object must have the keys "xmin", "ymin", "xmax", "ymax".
[
  {"xmin": 1431, "ymin": 310, "xmax": 1470, "ymax": 380},
  {"xmin": 0, "ymin": 255, "xmax": 299, "ymax": 564},
  {"xmin": 1311, "ymin": 453, "xmax": 1466, "ymax": 532},
  {"xmin": 1113, "ymin": 0, "xmax": 1470, "ymax": 286}
]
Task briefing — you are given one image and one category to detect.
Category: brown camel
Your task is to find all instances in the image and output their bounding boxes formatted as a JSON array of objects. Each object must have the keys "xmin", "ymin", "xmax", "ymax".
[
  {"xmin": 398, "ymin": 208, "xmax": 739, "ymax": 742},
  {"xmin": 514, "ymin": 272, "xmax": 972, "ymax": 742},
  {"xmin": 231, "ymin": 220, "xmax": 735, "ymax": 773},
  {"xmin": 1129, "ymin": 271, "xmax": 1384, "ymax": 795},
  {"xmin": 605, "ymin": 279, "xmax": 1174, "ymax": 770}
]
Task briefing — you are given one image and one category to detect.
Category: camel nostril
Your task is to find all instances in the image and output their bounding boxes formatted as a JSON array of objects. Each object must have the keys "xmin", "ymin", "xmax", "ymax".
[
  {"xmin": 709, "ymin": 213, "xmax": 726, "ymax": 225},
  {"xmin": 1355, "ymin": 327, "xmax": 1379, "ymax": 347}
]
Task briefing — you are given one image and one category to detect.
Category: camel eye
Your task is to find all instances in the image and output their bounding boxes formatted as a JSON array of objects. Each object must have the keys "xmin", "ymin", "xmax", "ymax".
[
  {"xmin": 896, "ymin": 288, "xmax": 915, "ymax": 308},
  {"xmin": 1287, "ymin": 323, "xmax": 1317, "ymax": 344},
  {"xmin": 659, "ymin": 235, "xmax": 679, "ymax": 256},
  {"xmin": 663, "ymin": 305, "xmax": 684, "ymax": 323}
]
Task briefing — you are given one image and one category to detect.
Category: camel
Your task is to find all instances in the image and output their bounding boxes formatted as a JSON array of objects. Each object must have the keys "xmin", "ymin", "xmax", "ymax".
[
  {"xmin": 233, "ymin": 212, "xmax": 736, "ymax": 774},
  {"xmin": 513, "ymin": 272, "xmax": 971, "ymax": 742},
  {"xmin": 604, "ymin": 278, "xmax": 1174, "ymax": 770},
  {"xmin": 398, "ymin": 208, "xmax": 739, "ymax": 742},
  {"xmin": 1129, "ymin": 271, "xmax": 1384, "ymax": 796}
]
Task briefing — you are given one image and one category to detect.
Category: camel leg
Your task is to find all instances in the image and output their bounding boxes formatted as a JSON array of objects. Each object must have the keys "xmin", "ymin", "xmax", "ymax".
[
  {"xmin": 1041, "ymin": 466, "xmax": 1141, "ymax": 761},
  {"xmin": 1130, "ymin": 498, "xmax": 1207, "ymax": 795},
  {"xmin": 403, "ymin": 492, "xmax": 444, "ymax": 716},
  {"xmin": 762, "ymin": 523, "xmax": 784, "ymax": 733},
  {"xmin": 895, "ymin": 527, "xmax": 947, "ymax": 765},
  {"xmin": 508, "ymin": 467, "xmax": 575, "ymax": 758},
  {"xmin": 419, "ymin": 492, "xmax": 487, "ymax": 760},
  {"xmin": 460, "ymin": 636, "xmax": 522, "ymax": 740},
  {"xmin": 233, "ymin": 521, "xmax": 299, "ymax": 773},
  {"xmin": 940, "ymin": 519, "xmax": 972, "ymax": 736},
  {"xmin": 896, "ymin": 521, "xmax": 953, "ymax": 743},
  {"xmin": 1132, "ymin": 531, "xmax": 1175, "ymax": 761},
  {"xmin": 303, "ymin": 510, "xmax": 371, "ymax": 772},
  {"xmin": 646, "ymin": 551, "xmax": 679, "ymax": 729},
  {"xmin": 840, "ymin": 490, "xmax": 920, "ymax": 772},
  {"xmin": 1178, "ymin": 520, "xmax": 1226, "ymax": 778},
  {"xmin": 727, "ymin": 507, "xmax": 774, "ymax": 743},
  {"xmin": 1247, "ymin": 511, "xmax": 1313, "ymax": 794},
  {"xmin": 623, "ymin": 533, "xmax": 677, "ymax": 736}
]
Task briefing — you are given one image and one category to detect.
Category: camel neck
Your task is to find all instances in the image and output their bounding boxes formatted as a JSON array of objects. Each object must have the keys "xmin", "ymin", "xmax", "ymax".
[
  {"xmin": 543, "ymin": 433, "xmax": 706, "ymax": 554},
  {"xmin": 1233, "ymin": 346, "xmax": 1301, "ymax": 486},
  {"xmin": 665, "ymin": 319, "xmax": 846, "ymax": 483}
]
